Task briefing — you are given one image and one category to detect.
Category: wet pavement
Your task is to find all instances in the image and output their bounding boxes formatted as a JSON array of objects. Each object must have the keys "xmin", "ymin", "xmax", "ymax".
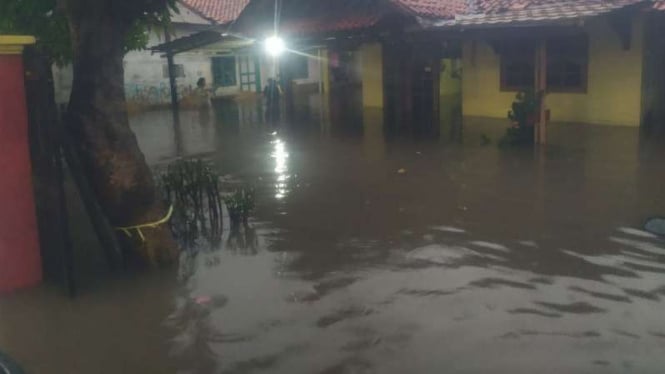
[{"xmin": 2, "ymin": 94, "xmax": 665, "ymax": 373}]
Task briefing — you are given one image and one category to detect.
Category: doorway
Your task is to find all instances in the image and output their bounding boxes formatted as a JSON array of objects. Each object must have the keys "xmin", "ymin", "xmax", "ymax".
[
  {"xmin": 383, "ymin": 42, "xmax": 442, "ymax": 136},
  {"xmin": 238, "ymin": 55, "xmax": 261, "ymax": 92},
  {"xmin": 383, "ymin": 41, "xmax": 462, "ymax": 137}
]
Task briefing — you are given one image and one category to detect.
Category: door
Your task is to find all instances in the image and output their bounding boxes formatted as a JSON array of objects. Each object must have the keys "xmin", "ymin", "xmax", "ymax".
[
  {"xmin": 411, "ymin": 53, "xmax": 440, "ymax": 136},
  {"xmin": 238, "ymin": 55, "xmax": 259, "ymax": 92}
]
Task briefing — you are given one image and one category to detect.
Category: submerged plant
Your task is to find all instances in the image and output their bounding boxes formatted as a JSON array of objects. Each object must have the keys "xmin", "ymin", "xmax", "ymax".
[
  {"xmin": 223, "ymin": 188, "xmax": 255, "ymax": 227},
  {"xmin": 501, "ymin": 90, "xmax": 542, "ymax": 147},
  {"xmin": 508, "ymin": 90, "xmax": 541, "ymax": 128},
  {"xmin": 159, "ymin": 159, "xmax": 224, "ymax": 249}
]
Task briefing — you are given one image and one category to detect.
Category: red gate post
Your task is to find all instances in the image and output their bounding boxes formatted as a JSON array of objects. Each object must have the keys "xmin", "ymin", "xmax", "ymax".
[{"xmin": 0, "ymin": 35, "xmax": 42, "ymax": 293}]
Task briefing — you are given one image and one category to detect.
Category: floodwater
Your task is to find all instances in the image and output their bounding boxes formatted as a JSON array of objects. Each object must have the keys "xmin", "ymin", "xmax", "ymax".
[{"xmin": 2, "ymin": 93, "xmax": 665, "ymax": 373}]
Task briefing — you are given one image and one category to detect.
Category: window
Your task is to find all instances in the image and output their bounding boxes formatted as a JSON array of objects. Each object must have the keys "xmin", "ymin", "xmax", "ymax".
[
  {"xmin": 162, "ymin": 64, "xmax": 185, "ymax": 78},
  {"xmin": 500, "ymin": 41, "xmax": 535, "ymax": 92},
  {"xmin": 499, "ymin": 36, "xmax": 588, "ymax": 93},
  {"xmin": 291, "ymin": 55, "xmax": 309, "ymax": 79},
  {"xmin": 212, "ymin": 56, "xmax": 237, "ymax": 87},
  {"xmin": 546, "ymin": 36, "xmax": 588, "ymax": 93}
]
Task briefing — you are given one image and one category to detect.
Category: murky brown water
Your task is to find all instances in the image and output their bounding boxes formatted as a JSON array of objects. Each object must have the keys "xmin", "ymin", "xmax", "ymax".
[{"xmin": 2, "ymin": 94, "xmax": 665, "ymax": 373}]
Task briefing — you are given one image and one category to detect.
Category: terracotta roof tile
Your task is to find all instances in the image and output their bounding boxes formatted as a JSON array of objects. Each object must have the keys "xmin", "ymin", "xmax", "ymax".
[
  {"xmin": 424, "ymin": 0, "xmax": 648, "ymax": 27},
  {"xmin": 180, "ymin": 0, "xmax": 250, "ymax": 24},
  {"xmin": 392, "ymin": 0, "xmax": 468, "ymax": 18},
  {"xmin": 282, "ymin": 14, "xmax": 385, "ymax": 35},
  {"xmin": 280, "ymin": 0, "xmax": 388, "ymax": 36}
]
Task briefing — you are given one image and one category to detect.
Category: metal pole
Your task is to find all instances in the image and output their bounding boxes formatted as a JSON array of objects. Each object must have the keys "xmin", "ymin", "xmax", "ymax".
[
  {"xmin": 535, "ymin": 40, "xmax": 548, "ymax": 145},
  {"xmin": 164, "ymin": 26, "xmax": 180, "ymax": 127},
  {"xmin": 318, "ymin": 48, "xmax": 324, "ymax": 94}
]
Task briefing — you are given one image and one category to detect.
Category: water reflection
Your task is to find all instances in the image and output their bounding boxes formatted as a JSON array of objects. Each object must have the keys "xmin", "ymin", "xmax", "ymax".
[
  {"xmin": 271, "ymin": 137, "xmax": 290, "ymax": 200},
  {"xmin": 226, "ymin": 225, "xmax": 259, "ymax": 256},
  {"xmin": 136, "ymin": 97, "xmax": 665, "ymax": 372}
]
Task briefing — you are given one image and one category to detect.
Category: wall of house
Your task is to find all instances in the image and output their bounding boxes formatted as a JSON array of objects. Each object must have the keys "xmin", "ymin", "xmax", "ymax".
[
  {"xmin": 54, "ymin": 3, "xmax": 214, "ymax": 106},
  {"xmin": 641, "ymin": 13, "xmax": 665, "ymax": 132},
  {"xmin": 321, "ymin": 48, "xmax": 330, "ymax": 94},
  {"xmin": 53, "ymin": 27, "xmax": 213, "ymax": 106},
  {"xmin": 124, "ymin": 24, "xmax": 214, "ymax": 105},
  {"xmin": 259, "ymin": 56, "xmax": 277, "ymax": 90},
  {"xmin": 440, "ymin": 58, "xmax": 462, "ymax": 97},
  {"xmin": 257, "ymin": 50, "xmax": 324, "ymax": 95},
  {"xmin": 361, "ymin": 43, "xmax": 384, "ymax": 108},
  {"xmin": 124, "ymin": 52, "xmax": 213, "ymax": 105},
  {"xmin": 462, "ymin": 15, "xmax": 645, "ymax": 127},
  {"xmin": 291, "ymin": 49, "xmax": 323, "ymax": 87}
]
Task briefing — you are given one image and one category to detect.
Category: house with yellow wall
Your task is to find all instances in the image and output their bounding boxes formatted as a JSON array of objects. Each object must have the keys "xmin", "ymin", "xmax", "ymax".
[
  {"xmin": 445, "ymin": 1, "xmax": 665, "ymax": 129},
  {"xmin": 281, "ymin": 0, "xmax": 665, "ymax": 134},
  {"xmin": 409, "ymin": 1, "xmax": 665, "ymax": 133}
]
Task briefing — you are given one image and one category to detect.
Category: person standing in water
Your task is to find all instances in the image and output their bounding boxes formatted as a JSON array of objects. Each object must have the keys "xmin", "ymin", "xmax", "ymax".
[
  {"xmin": 195, "ymin": 77, "xmax": 212, "ymax": 126},
  {"xmin": 195, "ymin": 77, "xmax": 211, "ymax": 109},
  {"xmin": 263, "ymin": 78, "xmax": 282, "ymax": 123}
]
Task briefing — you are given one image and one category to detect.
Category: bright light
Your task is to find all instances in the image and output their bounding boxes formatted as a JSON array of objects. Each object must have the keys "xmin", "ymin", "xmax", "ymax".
[
  {"xmin": 265, "ymin": 36, "xmax": 285, "ymax": 57},
  {"xmin": 271, "ymin": 139, "xmax": 290, "ymax": 199}
]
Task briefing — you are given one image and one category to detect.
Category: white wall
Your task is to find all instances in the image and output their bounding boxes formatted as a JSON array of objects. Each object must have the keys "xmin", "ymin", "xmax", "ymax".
[
  {"xmin": 123, "ymin": 28, "xmax": 213, "ymax": 105},
  {"xmin": 257, "ymin": 49, "xmax": 324, "ymax": 90},
  {"xmin": 53, "ymin": 2, "xmax": 214, "ymax": 106},
  {"xmin": 292, "ymin": 49, "xmax": 323, "ymax": 86}
]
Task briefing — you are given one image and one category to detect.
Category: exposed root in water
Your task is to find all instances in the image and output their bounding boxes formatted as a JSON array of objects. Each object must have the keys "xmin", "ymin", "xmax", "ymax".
[{"xmin": 159, "ymin": 159, "xmax": 224, "ymax": 250}]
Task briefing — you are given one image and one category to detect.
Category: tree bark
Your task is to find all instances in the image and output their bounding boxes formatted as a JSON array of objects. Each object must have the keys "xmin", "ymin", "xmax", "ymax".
[{"xmin": 65, "ymin": 8, "xmax": 177, "ymax": 264}]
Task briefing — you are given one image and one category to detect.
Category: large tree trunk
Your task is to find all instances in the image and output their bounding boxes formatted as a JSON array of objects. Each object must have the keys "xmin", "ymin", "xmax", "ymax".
[{"xmin": 65, "ymin": 10, "xmax": 177, "ymax": 264}]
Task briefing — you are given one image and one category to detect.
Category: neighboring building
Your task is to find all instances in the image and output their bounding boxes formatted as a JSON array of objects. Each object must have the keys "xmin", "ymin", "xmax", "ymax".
[
  {"xmin": 394, "ymin": 0, "xmax": 665, "ymax": 130},
  {"xmin": 56, "ymin": 0, "xmax": 320, "ymax": 107},
  {"xmin": 177, "ymin": 0, "xmax": 326, "ymax": 96},
  {"xmin": 298, "ymin": 0, "xmax": 664, "ymax": 131},
  {"xmin": 427, "ymin": 0, "xmax": 665, "ymax": 128},
  {"xmin": 54, "ymin": 2, "xmax": 217, "ymax": 106}
]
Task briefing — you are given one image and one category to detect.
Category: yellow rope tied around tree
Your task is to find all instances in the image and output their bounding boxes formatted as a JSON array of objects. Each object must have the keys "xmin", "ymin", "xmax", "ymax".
[{"xmin": 114, "ymin": 205, "xmax": 174, "ymax": 242}]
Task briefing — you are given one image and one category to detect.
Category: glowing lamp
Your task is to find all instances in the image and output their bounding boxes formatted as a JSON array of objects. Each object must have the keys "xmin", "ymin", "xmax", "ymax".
[{"xmin": 265, "ymin": 36, "xmax": 285, "ymax": 57}]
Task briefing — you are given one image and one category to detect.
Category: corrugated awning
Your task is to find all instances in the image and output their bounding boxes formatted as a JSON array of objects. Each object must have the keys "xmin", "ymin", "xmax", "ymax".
[{"xmin": 150, "ymin": 30, "xmax": 254, "ymax": 55}]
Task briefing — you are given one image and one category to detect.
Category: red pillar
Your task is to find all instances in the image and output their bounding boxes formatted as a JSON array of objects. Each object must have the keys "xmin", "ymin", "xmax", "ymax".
[{"xmin": 0, "ymin": 36, "xmax": 42, "ymax": 293}]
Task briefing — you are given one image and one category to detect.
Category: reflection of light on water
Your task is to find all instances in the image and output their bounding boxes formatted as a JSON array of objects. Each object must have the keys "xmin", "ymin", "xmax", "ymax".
[{"xmin": 271, "ymin": 138, "xmax": 289, "ymax": 199}]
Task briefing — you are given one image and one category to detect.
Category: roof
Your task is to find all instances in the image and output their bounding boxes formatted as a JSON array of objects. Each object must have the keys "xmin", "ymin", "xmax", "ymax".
[
  {"xmin": 282, "ymin": 13, "xmax": 386, "ymax": 35},
  {"xmin": 151, "ymin": 30, "xmax": 254, "ymax": 54},
  {"xmin": 180, "ymin": 0, "xmax": 251, "ymax": 24},
  {"xmin": 655, "ymin": 0, "xmax": 665, "ymax": 9},
  {"xmin": 423, "ymin": 0, "xmax": 651, "ymax": 27},
  {"xmin": 171, "ymin": 2, "xmax": 211, "ymax": 24},
  {"xmin": 391, "ymin": 0, "xmax": 468, "ymax": 18},
  {"xmin": 279, "ymin": 0, "xmax": 394, "ymax": 36}
]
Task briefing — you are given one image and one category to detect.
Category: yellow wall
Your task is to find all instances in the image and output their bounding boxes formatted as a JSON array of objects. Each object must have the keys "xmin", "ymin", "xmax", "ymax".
[
  {"xmin": 0, "ymin": 35, "xmax": 35, "ymax": 54},
  {"xmin": 321, "ymin": 48, "xmax": 330, "ymax": 94},
  {"xmin": 361, "ymin": 43, "xmax": 384, "ymax": 108},
  {"xmin": 440, "ymin": 58, "xmax": 462, "ymax": 96},
  {"xmin": 462, "ymin": 15, "xmax": 645, "ymax": 126}
]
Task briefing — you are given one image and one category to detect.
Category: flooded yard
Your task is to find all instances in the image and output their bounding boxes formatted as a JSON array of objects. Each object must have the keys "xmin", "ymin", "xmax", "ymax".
[{"xmin": 2, "ymin": 95, "xmax": 665, "ymax": 373}]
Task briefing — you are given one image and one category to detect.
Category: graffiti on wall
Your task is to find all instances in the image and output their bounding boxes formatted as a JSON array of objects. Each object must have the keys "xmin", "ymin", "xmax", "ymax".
[{"xmin": 126, "ymin": 82, "xmax": 195, "ymax": 105}]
